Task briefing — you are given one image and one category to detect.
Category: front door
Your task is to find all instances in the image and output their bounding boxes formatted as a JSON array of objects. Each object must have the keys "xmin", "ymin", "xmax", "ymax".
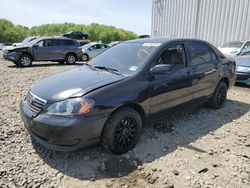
[
  {"xmin": 33, "ymin": 39, "xmax": 60, "ymax": 61},
  {"xmin": 149, "ymin": 43, "xmax": 194, "ymax": 115}
]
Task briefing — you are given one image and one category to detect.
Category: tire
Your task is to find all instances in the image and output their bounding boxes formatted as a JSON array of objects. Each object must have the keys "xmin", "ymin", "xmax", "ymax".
[
  {"xmin": 82, "ymin": 54, "xmax": 89, "ymax": 61},
  {"xmin": 18, "ymin": 54, "xmax": 32, "ymax": 67},
  {"xmin": 208, "ymin": 81, "xmax": 228, "ymax": 109},
  {"xmin": 101, "ymin": 107, "xmax": 142, "ymax": 154},
  {"xmin": 65, "ymin": 53, "xmax": 76, "ymax": 64}
]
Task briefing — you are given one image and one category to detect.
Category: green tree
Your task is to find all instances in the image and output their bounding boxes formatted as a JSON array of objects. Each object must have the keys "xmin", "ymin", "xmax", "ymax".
[{"xmin": 0, "ymin": 19, "xmax": 138, "ymax": 43}]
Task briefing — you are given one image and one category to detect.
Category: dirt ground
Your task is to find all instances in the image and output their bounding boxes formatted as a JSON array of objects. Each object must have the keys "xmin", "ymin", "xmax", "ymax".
[{"xmin": 0, "ymin": 53, "xmax": 249, "ymax": 188}]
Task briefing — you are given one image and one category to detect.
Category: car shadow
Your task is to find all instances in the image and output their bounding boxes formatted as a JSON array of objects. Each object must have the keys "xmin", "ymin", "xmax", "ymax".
[
  {"xmin": 31, "ymin": 99, "xmax": 250, "ymax": 181},
  {"xmin": 235, "ymin": 82, "xmax": 250, "ymax": 88}
]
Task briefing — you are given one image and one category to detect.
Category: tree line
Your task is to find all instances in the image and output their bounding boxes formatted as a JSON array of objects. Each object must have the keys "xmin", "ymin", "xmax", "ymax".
[{"xmin": 0, "ymin": 19, "xmax": 138, "ymax": 43}]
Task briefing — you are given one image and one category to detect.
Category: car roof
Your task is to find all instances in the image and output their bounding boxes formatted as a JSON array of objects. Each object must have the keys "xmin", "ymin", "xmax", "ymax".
[
  {"xmin": 126, "ymin": 37, "xmax": 210, "ymax": 45},
  {"xmin": 38, "ymin": 36, "xmax": 76, "ymax": 41}
]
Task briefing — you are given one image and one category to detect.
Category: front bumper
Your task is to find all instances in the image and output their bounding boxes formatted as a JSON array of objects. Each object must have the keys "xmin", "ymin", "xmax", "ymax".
[
  {"xmin": 20, "ymin": 99, "xmax": 108, "ymax": 151},
  {"xmin": 236, "ymin": 72, "xmax": 250, "ymax": 85},
  {"xmin": 3, "ymin": 52, "xmax": 19, "ymax": 62}
]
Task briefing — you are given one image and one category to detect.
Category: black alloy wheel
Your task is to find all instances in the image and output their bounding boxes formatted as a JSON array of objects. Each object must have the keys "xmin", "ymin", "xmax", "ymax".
[{"xmin": 101, "ymin": 107, "xmax": 142, "ymax": 154}]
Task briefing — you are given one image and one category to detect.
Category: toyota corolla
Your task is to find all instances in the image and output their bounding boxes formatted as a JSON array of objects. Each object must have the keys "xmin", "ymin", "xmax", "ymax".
[{"xmin": 20, "ymin": 38, "xmax": 236, "ymax": 154}]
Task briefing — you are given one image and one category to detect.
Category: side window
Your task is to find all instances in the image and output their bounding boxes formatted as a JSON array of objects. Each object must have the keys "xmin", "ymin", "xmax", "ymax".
[
  {"xmin": 101, "ymin": 44, "xmax": 108, "ymax": 48},
  {"xmin": 189, "ymin": 43, "xmax": 216, "ymax": 65},
  {"xmin": 63, "ymin": 40, "xmax": 74, "ymax": 46},
  {"xmin": 44, "ymin": 40, "xmax": 58, "ymax": 47},
  {"xmin": 156, "ymin": 44, "xmax": 186, "ymax": 66},
  {"xmin": 95, "ymin": 44, "xmax": 102, "ymax": 49}
]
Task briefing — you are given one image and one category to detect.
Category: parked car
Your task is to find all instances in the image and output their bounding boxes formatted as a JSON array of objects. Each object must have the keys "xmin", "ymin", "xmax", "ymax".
[
  {"xmin": 235, "ymin": 46, "xmax": 250, "ymax": 85},
  {"xmin": 20, "ymin": 38, "xmax": 235, "ymax": 154},
  {"xmin": 108, "ymin": 41, "xmax": 122, "ymax": 48},
  {"xmin": 218, "ymin": 40, "xmax": 250, "ymax": 57},
  {"xmin": 63, "ymin": 31, "xmax": 88, "ymax": 40},
  {"xmin": 139, "ymin": 35, "xmax": 151, "ymax": 38},
  {"xmin": 0, "ymin": 43, "xmax": 13, "ymax": 50},
  {"xmin": 3, "ymin": 37, "xmax": 83, "ymax": 67},
  {"xmin": 81, "ymin": 43, "xmax": 109, "ymax": 61}
]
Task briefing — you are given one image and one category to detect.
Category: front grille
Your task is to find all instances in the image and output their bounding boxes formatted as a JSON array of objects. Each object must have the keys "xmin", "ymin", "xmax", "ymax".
[{"xmin": 26, "ymin": 92, "xmax": 46, "ymax": 112}]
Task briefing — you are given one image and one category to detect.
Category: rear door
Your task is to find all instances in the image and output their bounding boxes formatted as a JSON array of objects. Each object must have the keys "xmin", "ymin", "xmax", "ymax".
[
  {"xmin": 57, "ymin": 40, "xmax": 75, "ymax": 59},
  {"xmin": 187, "ymin": 42, "xmax": 220, "ymax": 99}
]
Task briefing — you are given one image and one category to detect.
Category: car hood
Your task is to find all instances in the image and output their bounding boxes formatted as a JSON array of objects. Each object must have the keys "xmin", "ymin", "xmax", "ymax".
[
  {"xmin": 235, "ymin": 56, "xmax": 250, "ymax": 67},
  {"xmin": 218, "ymin": 47, "xmax": 239, "ymax": 55},
  {"xmin": 30, "ymin": 66, "xmax": 127, "ymax": 103},
  {"xmin": 3, "ymin": 45, "xmax": 27, "ymax": 52}
]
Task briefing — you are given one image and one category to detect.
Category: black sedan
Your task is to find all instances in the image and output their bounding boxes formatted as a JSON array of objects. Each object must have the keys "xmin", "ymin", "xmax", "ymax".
[{"xmin": 20, "ymin": 38, "xmax": 236, "ymax": 154}]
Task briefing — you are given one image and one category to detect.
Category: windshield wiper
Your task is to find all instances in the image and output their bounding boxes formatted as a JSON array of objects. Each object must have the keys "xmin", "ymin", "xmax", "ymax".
[
  {"xmin": 83, "ymin": 63, "xmax": 97, "ymax": 70},
  {"xmin": 94, "ymin": 66, "xmax": 122, "ymax": 75}
]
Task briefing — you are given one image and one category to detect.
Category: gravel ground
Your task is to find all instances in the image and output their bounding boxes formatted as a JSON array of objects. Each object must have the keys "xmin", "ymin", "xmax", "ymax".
[{"xmin": 0, "ymin": 53, "xmax": 249, "ymax": 188}]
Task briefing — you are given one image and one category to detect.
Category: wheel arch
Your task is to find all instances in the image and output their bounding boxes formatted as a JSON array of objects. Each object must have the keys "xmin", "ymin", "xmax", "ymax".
[
  {"xmin": 19, "ymin": 52, "xmax": 33, "ymax": 60},
  {"xmin": 65, "ymin": 52, "xmax": 77, "ymax": 59},
  {"xmin": 101, "ymin": 103, "xmax": 146, "ymax": 133},
  {"xmin": 220, "ymin": 77, "xmax": 229, "ymax": 88}
]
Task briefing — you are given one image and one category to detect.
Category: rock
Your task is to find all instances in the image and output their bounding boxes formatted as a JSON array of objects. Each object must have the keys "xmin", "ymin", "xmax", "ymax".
[
  {"xmin": 198, "ymin": 168, "xmax": 208, "ymax": 173},
  {"xmin": 152, "ymin": 167, "xmax": 157, "ymax": 171},
  {"xmin": 56, "ymin": 173, "xmax": 63, "ymax": 181},
  {"xmin": 105, "ymin": 180, "xmax": 113, "ymax": 187},
  {"xmin": 172, "ymin": 169, "xmax": 179, "ymax": 176},
  {"xmin": 163, "ymin": 179, "xmax": 174, "ymax": 188}
]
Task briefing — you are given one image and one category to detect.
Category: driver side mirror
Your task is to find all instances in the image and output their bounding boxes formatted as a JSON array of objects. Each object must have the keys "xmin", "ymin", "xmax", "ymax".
[
  {"xmin": 150, "ymin": 64, "xmax": 172, "ymax": 74},
  {"xmin": 33, "ymin": 44, "xmax": 39, "ymax": 48}
]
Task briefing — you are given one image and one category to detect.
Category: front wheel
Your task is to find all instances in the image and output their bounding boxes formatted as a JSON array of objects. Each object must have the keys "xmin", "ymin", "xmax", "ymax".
[
  {"xmin": 208, "ymin": 81, "xmax": 228, "ymax": 109},
  {"xmin": 18, "ymin": 54, "xmax": 32, "ymax": 67},
  {"xmin": 101, "ymin": 107, "xmax": 142, "ymax": 154},
  {"xmin": 65, "ymin": 54, "xmax": 76, "ymax": 64},
  {"xmin": 82, "ymin": 54, "xmax": 89, "ymax": 61}
]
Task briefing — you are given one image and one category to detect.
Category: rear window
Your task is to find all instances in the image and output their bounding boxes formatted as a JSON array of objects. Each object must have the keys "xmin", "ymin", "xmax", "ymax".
[
  {"xmin": 58, "ymin": 40, "xmax": 75, "ymax": 46},
  {"xmin": 188, "ymin": 43, "xmax": 217, "ymax": 65}
]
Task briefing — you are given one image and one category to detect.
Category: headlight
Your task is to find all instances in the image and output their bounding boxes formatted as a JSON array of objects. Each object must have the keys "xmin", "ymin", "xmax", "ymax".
[{"xmin": 46, "ymin": 98, "xmax": 95, "ymax": 116}]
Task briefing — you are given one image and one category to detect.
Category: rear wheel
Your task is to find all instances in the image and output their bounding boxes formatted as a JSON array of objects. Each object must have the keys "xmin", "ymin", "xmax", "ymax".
[
  {"xmin": 101, "ymin": 107, "xmax": 142, "ymax": 154},
  {"xmin": 208, "ymin": 81, "xmax": 227, "ymax": 109},
  {"xmin": 18, "ymin": 54, "xmax": 32, "ymax": 67},
  {"xmin": 65, "ymin": 53, "xmax": 76, "ymax": 64}
]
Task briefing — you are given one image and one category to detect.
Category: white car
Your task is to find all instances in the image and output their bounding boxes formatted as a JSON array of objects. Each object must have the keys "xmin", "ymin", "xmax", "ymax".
[{"xmin": 218, "ymin": 40, "xmax": 250, "ymax": 57}]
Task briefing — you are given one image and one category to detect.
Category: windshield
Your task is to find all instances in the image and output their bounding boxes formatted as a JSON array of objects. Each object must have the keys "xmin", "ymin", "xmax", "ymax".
[
  {"xmin": 82, "ymin": 43, "xmax": 92, "ymax": 49},
  {"xmin": 25, "ymin": 38, "xmax": 41, "ymax": 46},
  {"xmin": 222, "ymin": 41, "xmax": 243, "ymax": 48},
  {"xmin": 89, "ymin": 42, "xmax": 160, "ymax": 76},
  {"xmin": 242, "ymin": 46, "xmax": 250, "ymax": 56}
]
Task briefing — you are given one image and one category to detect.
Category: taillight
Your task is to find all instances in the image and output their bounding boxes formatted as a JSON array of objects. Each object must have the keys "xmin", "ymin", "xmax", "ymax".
[{"xmin": 79, "ymin": 47, "xmax": 82, "ymax": 51}]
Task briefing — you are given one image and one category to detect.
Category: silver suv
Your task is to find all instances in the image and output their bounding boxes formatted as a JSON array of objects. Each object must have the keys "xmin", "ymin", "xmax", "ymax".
[{"xmin": 3, "ymin": 37, "xmax": 83, "ymax": 67}]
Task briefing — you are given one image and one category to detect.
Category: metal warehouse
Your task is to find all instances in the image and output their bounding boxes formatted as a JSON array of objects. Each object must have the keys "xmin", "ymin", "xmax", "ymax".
[{"xmin": 151, "ymin": 0, "xmax": 250, "ymax": 47}]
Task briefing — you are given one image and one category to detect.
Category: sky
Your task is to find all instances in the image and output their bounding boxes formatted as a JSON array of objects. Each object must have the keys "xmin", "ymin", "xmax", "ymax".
[{"xmin": 0, "ymin": 0, "xmax": 152, "ymax": 35}]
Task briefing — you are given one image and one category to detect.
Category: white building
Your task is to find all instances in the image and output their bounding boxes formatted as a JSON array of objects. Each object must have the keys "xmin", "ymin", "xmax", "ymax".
[{"xmin": 151, "ymin": 0, "xmax": 250, "ymax": 46}]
